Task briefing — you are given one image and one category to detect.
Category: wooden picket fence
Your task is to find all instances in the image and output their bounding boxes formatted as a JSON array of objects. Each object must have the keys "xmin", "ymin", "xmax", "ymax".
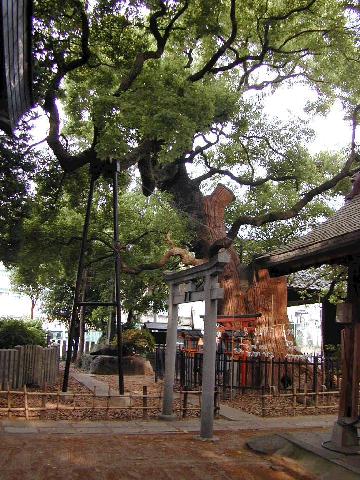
[
  {"xmin": 0, "ymin": 385, "xmax": 164, "ymax": 419},
  {"xmin": 0, "ymin": 345, "xmax": 59, "ymax": 389}
]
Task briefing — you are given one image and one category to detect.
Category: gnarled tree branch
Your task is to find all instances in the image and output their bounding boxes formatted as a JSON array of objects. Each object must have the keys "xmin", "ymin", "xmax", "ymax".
[
  {"xmin": 193, "ymin": 154, "xmax": 297, "ymax": 187},
  {"xmin": 115, "ymin": 1, "xmax": 189, "ymax": 94},
  {"xmin": 227, "ymin": 165, "xmax": 360, "ymax": 238},
  {"xmin": 188, "ymin": 0, "xmax": 237, "ymax": 82},
  {"xmin": 121, "ymin": 246, "xmax": 206, "ymax": 274},
  {"xmin": 44, "ymin": 0, "xmax": 92, "ymax": 173}
]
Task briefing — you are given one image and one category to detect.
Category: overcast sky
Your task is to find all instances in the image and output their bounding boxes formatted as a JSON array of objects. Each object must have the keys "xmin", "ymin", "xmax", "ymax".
[{"xmin": 263, "ymin": 84, "xmax": 351, "ymax": 154}]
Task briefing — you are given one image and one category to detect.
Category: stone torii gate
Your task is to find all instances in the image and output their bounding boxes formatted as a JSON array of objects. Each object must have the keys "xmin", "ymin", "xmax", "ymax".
[{"xmin": 160, "ymin": 251, "xmax": 230, "ymax": 439}]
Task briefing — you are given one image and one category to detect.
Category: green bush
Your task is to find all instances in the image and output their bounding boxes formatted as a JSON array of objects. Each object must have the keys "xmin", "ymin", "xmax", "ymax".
[
  {"xmin": 324, "ymin": 343, "xmax": 341, "ymax": 361},
  {"xmin": 111, "ymin": 328, "xmax": 155, "ymax": 356},
  {"xmin": 0, "ymin": 318, "xmax": 47, "ymax": 349}
]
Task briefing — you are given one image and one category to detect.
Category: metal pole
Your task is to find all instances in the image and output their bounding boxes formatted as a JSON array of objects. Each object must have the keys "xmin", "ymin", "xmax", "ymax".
[
  {"xmin": 113, "ymin": 160, "xmax": 124, "ymax": 395},
  {"xmin": 62, "ymin": 174, "xmax": 96, "ymax": 392}
]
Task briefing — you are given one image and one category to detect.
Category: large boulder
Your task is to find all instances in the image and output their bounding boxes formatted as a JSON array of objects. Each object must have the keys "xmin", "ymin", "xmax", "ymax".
[
  {"xmin": 90, "ymin": 345, "xmax": 117, "ymax": 356},
  {"xmin": 89, "ymin": 355, "xmax": 118, "ymax": 374},
  {"xmin": 80, "ymin": 353, "xmax": 93, "ymax": 371},
  {"xmin": 89, "ymin": 355, "xmax": 153, "ymax": 375},
  {"xmin": 122, "ymin": 355, "xmax": 154, "ymax": 375}
]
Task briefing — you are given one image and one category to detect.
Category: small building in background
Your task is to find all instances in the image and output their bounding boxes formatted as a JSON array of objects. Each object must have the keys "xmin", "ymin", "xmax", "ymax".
[{"xmin": 287, "ymin": 304, "xmax": 322, "ymax": 354}]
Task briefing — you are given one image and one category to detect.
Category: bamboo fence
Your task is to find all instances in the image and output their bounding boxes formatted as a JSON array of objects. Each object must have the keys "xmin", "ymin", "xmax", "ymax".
[{"xmin": 0, "ymin": 345, "xmax": 59, "ymax": 389}]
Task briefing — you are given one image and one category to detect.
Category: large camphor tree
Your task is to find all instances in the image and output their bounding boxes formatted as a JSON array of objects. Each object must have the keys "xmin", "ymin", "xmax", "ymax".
[{"xmin": 28, "ymin": 0, "xmax": 360, "ymax": 354}]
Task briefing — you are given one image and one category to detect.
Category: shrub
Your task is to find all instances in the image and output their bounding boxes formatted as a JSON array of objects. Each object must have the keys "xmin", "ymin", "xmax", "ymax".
[
  {"xmin": 0, "ymin": 318, "xmax": 47, "ymax": 349},
  {"xmin": 111, "ymin": 328, "xmax": 155, "ymax": 356}
]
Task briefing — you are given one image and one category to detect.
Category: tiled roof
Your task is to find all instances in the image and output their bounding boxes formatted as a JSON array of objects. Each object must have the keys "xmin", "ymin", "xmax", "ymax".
[
  {"xmin": 143, "ymin": 322, "xmax": 168, "ymax": 330},
  {"xmin": 266, "ymin": 194, "xmax": 360, "ymax": 257}
]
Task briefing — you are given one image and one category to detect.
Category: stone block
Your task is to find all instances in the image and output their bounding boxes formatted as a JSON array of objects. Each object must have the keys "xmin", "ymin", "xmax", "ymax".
[{"xmin": 330, "ymin": 420, "xmax": 359, "ymax": 447}]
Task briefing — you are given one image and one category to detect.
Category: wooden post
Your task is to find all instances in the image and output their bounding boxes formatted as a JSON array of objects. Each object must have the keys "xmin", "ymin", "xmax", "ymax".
[
  {"xmin": 143, "ymin": 385, "xmax": 148, "ymax": 419},
  {"xmin": 351, "ymin": 322, "xmax": 360, "ymax": 418},
  {"xmin": 325, "ymin": 258, "xmax": 360, "ymax": 452},
  {"xmin": 24, "ymin": 385, "xmax": 29, "ymax": 420},
  {"xmin": 7, "ymin": 382, "xmax": 11, "ymax": 418},
  {"xmin": 182, "ymin": 386, "xmax": 189, "ymax": 418},
  {"xmin": 106, "ymin": 383, "xmax": 111, "ymax": 417},
  {"xmin": 8, "ymin": 349, "xmax": 15, "ymax": 390},
  {"xmin": 3, "ymin": 350, "xmax": 9, "ymax": 390},
  {"xmin": 293, "ymin": 386, "xmax": 297, "ymax": 416},
  {"xmin": 61, "ymin": 341, "xmax": 66, "ymax": 360}
]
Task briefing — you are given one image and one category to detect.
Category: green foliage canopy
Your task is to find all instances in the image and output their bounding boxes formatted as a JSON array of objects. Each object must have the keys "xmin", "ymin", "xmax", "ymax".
[
  {"xmin": 0, "ymin": 318, "xmax": 47, "ymax": 349},
  {"xmin": 30, "ymin": 0, "xmax": 360, "ymax": 241},
  {"xmin": 111, "ymin": 328, "xmax": 156, "ymax": 356},
  {"xmin": 5, "ymin": 0, "xmax": 360, "ymax": 322}
]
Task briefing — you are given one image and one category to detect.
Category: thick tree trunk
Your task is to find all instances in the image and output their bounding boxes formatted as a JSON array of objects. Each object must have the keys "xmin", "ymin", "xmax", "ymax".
[
  {"xmin": 202, "ymin": 184, "xmax": 246, "ymax": 313},
  {"xmin": 161, "ymin": 165, "xmax": 295, "ymax": 357},
  {"xmin": 200, "ymin": 184, "xmax": 295, "ymax": 357}
]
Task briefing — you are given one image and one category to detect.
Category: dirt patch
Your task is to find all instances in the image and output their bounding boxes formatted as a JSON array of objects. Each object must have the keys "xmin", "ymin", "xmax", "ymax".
[
  {"xmin": 0, "ymin": 430, "xmax": 320, "ymax": 480},
  {"xmin": 221, "ymin": 389, "xmax": 339, "ymax": 417}
]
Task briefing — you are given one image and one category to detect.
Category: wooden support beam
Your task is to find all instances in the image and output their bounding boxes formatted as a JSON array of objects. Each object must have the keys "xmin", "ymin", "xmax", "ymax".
[
  {"xmin": 173, "ymin": 287, "xmax": 224, "ymax": 304},
  {"xmin": 164, "ymin": 251, "xmax": 230, "ymax": 284}
]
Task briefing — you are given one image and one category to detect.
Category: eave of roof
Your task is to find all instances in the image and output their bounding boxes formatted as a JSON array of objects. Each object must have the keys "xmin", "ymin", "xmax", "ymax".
[{"xmin": 254, "ymin": 195, "xmax": 360, "ymax": 275}]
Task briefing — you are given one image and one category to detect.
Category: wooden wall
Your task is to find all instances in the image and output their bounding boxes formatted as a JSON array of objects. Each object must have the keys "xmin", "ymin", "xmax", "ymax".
[
  {"xmin": 0, "ymin": 0, "xmax": 33, "ymax": 133},
  {"xmin": 0, "ymin": 345, "xmax": 59, "ymax": 389}
]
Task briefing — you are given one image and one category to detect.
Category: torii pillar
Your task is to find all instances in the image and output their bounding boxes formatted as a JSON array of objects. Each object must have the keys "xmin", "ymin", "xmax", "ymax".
[{"xmin": 159, "ymin": 251, "xmax": 230, "ymax": 439}]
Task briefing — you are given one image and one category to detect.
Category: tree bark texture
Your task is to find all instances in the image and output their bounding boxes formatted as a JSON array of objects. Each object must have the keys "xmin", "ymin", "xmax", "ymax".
[
  {"xmin": 193, "ymin": 183, "xmax": 294, "ymax": 357},
  {"xmin": 203, "ymin": 185, "xmax": 245, "ymax": 314}
]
